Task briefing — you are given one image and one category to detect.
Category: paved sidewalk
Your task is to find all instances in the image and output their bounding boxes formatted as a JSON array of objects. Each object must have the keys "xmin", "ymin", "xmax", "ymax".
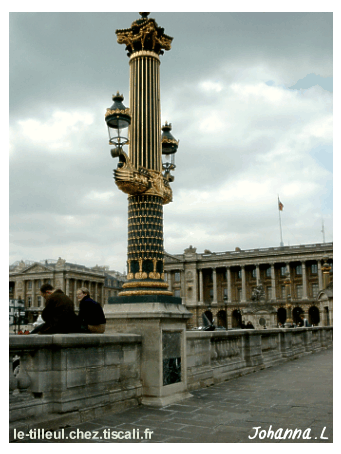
[{"xmin": 13, "ymin": 348, "xmax": 333, "ymax": 443}]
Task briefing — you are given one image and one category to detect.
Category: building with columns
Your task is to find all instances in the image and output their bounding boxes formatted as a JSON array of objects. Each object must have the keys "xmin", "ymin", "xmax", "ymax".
[
  {"xmin": 9, "ymin": 257, "xmax": 126, "ymax": 322},
  {"xmin": 164, "ymin": 242, "xmax": 333, "ymax": 329}
]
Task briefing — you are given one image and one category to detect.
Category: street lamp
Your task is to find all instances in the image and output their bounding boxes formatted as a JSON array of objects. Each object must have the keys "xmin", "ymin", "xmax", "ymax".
[
  {"xmin": 162, "ymin": 122, "xmax": 179, "ymax": 182},
  {"xmin": 106, "ymin": 12, "xmax": 178, "ymax": 298},
  {"xmin": 105, "ymin": 92, "xmax": 131, "ymax": 155}
]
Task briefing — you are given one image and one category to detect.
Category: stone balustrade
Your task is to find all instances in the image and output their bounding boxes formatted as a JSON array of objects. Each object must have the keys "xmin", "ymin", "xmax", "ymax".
[
  {"xmin": 186, "ymin": 326, "xmax": 332, "ymax": 391},
  {"xmin": 9, "ymin": 334, "xmax": 142, "ymax": 427},
  {"xmin": 9, "ymin": 327, "xmax": 332, "ymax": 432}
]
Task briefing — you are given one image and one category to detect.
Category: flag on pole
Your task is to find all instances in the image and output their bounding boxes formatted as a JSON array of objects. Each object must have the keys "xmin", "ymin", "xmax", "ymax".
[{"xmin": 278, "ymin": 199, "xmax": 284, "ymax": 211}]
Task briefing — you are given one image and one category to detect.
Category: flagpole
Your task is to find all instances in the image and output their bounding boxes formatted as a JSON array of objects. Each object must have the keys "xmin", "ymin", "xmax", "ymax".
[
  {"xmin": 278, "ymin": 196, "xmax": 284, "ymax": 247},
  {"xmin": 321, "ymin": 219, "xmax": 325, "ymax": 243}
]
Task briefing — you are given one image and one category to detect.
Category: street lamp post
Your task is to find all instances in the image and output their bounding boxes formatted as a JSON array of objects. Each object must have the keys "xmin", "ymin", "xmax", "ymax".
[
  {"xmin": 105, "ymin": 12, "xmax": 179, "ymax": 300},
  {"xmin": 104, "ymin": 13, "xmax": 191, "ymax": 406}
]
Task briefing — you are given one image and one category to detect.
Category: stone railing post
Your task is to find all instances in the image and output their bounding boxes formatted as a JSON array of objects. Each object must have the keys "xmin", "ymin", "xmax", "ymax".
[
  {"xmin": 303, "ymin": 328, "xmax": 313, "ymax": 352},
  {"xmin": 242, "ymin": 331, "xmax": 263, "ymax": 367},
  {"xmin": 279, "ymin": 329, "xmax": 293, "ymax": 358}
]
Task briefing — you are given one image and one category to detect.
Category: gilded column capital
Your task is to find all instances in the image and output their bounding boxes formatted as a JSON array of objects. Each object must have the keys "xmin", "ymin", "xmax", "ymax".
[{"xmin": 116, "ymin": 17, "xmax": 173, "ymax": 57}]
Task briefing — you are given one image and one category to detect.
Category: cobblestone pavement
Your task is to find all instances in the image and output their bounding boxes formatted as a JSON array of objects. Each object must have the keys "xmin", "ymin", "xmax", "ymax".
[{"xmin": 12, "ymin": 348, "xmax": 332, "ymax": 443}]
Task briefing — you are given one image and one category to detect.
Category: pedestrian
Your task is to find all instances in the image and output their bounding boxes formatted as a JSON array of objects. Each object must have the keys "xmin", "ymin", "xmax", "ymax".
[
  {"xmin": 30, "ymin": 284, "xmax": 80, "ymax": 334},
  {"xmin": 77, "ymin": 287, "xmax": 106, "ymax": 333}
]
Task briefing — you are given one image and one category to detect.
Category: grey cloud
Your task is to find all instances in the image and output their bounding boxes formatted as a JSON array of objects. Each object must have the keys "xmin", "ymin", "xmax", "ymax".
[
  {"xmin": 10, "ymin": 12, "xmax": 332, "ymax": 118},
  {"xmin": 9, "ymin": 12, "xmax": 333, "ymax": 268}
]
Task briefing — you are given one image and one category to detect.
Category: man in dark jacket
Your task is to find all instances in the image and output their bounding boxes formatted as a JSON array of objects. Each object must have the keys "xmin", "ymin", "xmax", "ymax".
[
  {"xmin": 30, "ymin": 284, "xmax": 80, "ymax": 334},
  {"xmin": 77, "ymin": 287, "xmax": 106, "ymax": 333}
]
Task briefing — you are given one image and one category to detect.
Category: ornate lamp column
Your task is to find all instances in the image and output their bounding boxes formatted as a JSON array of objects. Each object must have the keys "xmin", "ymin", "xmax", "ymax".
[
  {"xmin": 104, "ymin": 13, "xmax": 191, "ymax": 407},
  {"xmin": 106, "ymin": 12, "xmax": 178, "ymax": 300}
]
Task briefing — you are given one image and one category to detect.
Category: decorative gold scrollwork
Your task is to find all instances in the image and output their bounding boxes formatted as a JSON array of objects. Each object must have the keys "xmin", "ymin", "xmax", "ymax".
[
  {"xmin": 105, "ymin": 108, "xmax": 131, "ymax": 118},
  {"xmin": 116, "ymin": 19, "xmax": 172, "ymax": 56},
  {"xmin": 113, "ymin": 152, "xmax": 173, "ymax": 204}
]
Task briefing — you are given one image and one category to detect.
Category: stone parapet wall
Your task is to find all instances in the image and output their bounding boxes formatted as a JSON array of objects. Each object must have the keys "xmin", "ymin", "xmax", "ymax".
[
  {"xmin": 186, "ymin": 326, "xmax": 332, "ymax": 391},
  {"xmin": 9, "ymin": 327, "xmax": 332, "ymax": 435},
  {"xmin": 9, "ymin": 334, "xmax": 142, "ymax": 428}
]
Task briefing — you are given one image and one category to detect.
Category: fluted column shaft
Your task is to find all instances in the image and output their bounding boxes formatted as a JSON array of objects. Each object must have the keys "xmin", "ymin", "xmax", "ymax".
[
  {"xmin": 212, "ymin": 268, "xmax": 217, "ymax": 305},
  {"xmin": 199, "ymin": 270, "xmax": 204, "ymax": 304},
  {"xmin": 129, "ymin": 52, "xmax": 161, "ymax": 171},
  {"xmin": 271, "ymin": 264, "xmax": 276, "ymax": 301},
  {"xmin": 318, "ymin": 260, "xmax": 323, "ymax": 289},
  {"xmin": 241, "ymin": 266, "xmax": 246, "ymax": 303},
  {"xmin": 302, "ymin": 261, "xmax": 308, "ymax": 299}
]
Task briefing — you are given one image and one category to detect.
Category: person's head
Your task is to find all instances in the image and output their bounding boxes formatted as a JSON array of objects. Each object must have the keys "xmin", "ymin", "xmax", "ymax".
[
  {"xmin": 40, "ymin": 283, "xmax": 54, "ymax": 299},
  {"xmin": 77, "ymin": 287, "xmax": 90, "ymax": 302}
]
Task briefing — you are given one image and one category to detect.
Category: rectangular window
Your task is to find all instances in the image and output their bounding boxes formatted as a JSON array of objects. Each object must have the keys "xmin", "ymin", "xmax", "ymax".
[
  {"xmin": 37, "ymin": 296, "xmax": 41, "ymax": 307},
  {"xmin": 312, "ymin": 283, "xmax": 319, "ymax": 297},
  {"xmin": 296, "ymin": 265, "xmax": 302, "ymax": 275},
  {"xmin": 237, "ymin": 270, "xmax": 242, "ymax": 279},
  {"xmin": 311, "ymin": 263, "xmax": 318, "ymax": 274},
  {"xmin": 296, "ymin": 284, "xmax": 303, "ymax": 299},
  {"xmin": 266, "ymin": 267, "xmax": 271, "ymax": 278},
  {"xmin": 223, "ymin": 288, "xmax": 228, "ymax": 300},
  {"xmin": 252, "ymin": 268, "xmax": 257, "ymax": 278},
  {"xmin": 27, "ymin": 281, "xmax": 32, "ymax": 290},
  {"xmin": 280, "ymin": 266, "xmax": 287, "ymax": 277},
  {"xmin": 27, "ymin": 296, "xmax": 32, "ymax": 307},
  {"xmin": 174, "ymin": 272, "xmax": 180, "ymax": 283},
  {"xmin": 267, "ymin": 286, "xmax": 272, "ymax": 300},
  {"xmin": 174, "ymin": 289, "xmax": 181, "ymax": 298},
  {"xmin": 209, "ymin": 289, "xmax": 213, "ymax": 300},
  {"xmin": 281, "ymin": 285, "xmax": 286, "ymax": 298}
]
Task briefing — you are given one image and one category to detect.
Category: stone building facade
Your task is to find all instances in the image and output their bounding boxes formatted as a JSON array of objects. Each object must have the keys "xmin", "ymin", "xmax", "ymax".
[
  {"xmin": 164, "ymin": 243, "xmax": 333, "ymax": 329},
  {"xmin": 9, "ymin": 258, "xmax": 126, "ymax": 322}
]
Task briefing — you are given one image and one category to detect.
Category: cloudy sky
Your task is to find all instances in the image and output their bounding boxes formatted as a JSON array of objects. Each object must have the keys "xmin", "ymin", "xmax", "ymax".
[{"xmin": 9, "ymin": 9, "xmax": 333, "ymax": 272}]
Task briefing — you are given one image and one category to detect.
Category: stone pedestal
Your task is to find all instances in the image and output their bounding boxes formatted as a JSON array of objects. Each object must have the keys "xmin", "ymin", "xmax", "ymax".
[{"xmin": 105, "ymin": 299, "xmax": 193, "ymax": 406}]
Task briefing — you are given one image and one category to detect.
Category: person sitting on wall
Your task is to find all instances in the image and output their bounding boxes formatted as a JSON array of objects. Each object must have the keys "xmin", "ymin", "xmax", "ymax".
[
  {"xmin": 77, "ymin": 287, "xmax": 106, "ymax": 333},
  {"xmin": 30, "ymin": 284, "xmax": 80, "ymax": 334},
  {"xmin": 246, "ymin": 321, "xmax": 255, "ymax": 329}
]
